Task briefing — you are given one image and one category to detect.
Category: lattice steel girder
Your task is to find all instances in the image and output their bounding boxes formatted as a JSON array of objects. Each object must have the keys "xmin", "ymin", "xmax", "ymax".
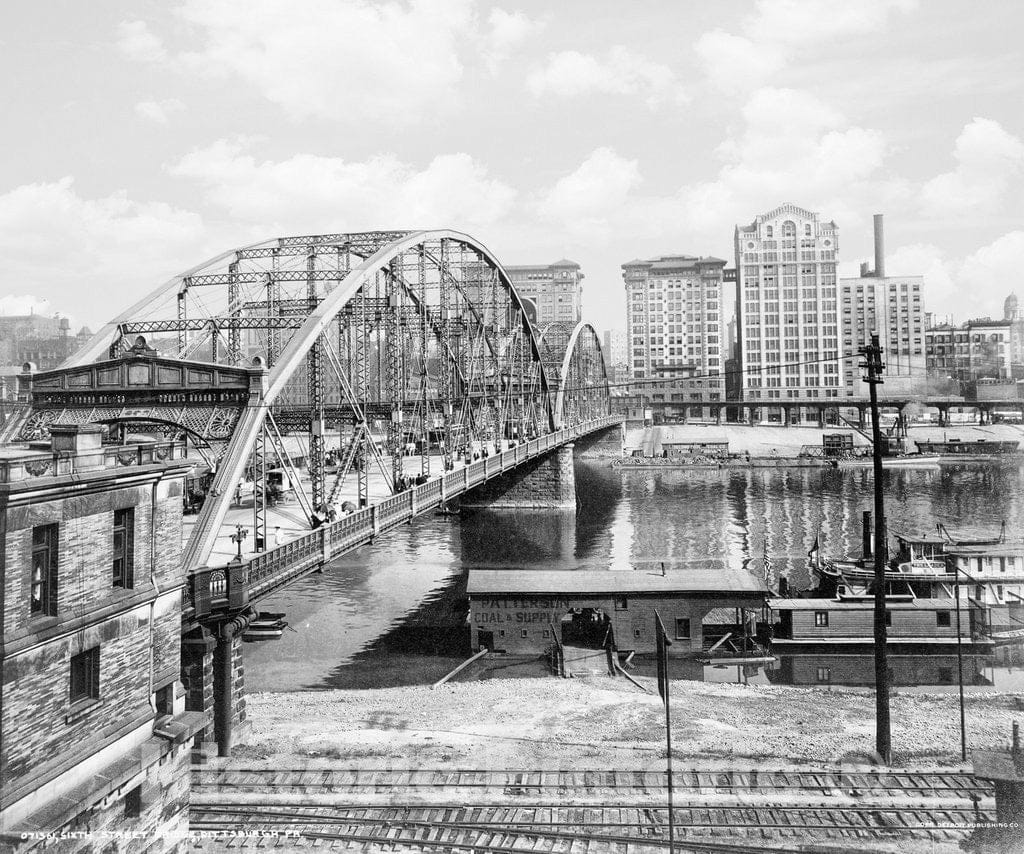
[
  {"xmin": 237, "ymin": 232, "xmax": 411, "ymax": 260},
  {"xmin": 121, "ymin": 317, "xmax": 304, "ymax": 334},
  {"xmin": 183, "ymin": 269, "xmax": 349, "ymax": 287}
]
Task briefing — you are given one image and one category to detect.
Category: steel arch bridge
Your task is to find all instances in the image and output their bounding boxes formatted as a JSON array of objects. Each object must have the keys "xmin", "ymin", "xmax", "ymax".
[{"xmin": 16, "ymin": 230, "xmax": 613, "ymax": 571}]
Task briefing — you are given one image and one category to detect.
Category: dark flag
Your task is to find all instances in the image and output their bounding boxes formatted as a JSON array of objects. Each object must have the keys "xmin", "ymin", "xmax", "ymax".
[{"xmin": 655, "ymin": 609, "xmax": 672, "ymax": 706}]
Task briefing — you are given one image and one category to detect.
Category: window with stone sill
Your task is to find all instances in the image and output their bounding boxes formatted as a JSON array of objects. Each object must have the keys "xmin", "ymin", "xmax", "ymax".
[
  {"xmin": 70, "ymin": 646, "xmax": 100, "ymax": 705},
  {"xmin": 31, "ymin": 523, "xmax": 59, "ymax": 618},
  {"xmin": 113, "ymin": 507, "xmax": 135, "ymax": 589}
]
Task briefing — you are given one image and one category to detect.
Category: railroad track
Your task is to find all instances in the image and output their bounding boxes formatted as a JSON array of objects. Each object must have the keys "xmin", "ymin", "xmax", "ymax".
[
  {"xmin": 189, "ymin": 766, "xmax": 993, "ymax": 851},
  {"xmin": 193, "ymin": 766, "xmax": 992, "ymax": 801},
  {"xmin": 191, "ymin": 801, "xmax": 994, "ymax": 850}
]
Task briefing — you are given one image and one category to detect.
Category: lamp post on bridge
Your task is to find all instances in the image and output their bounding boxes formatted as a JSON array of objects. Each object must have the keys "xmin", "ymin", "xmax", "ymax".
[{"xmin": 230, "ymin": 524, "xmax": 249, "ymax": 562}]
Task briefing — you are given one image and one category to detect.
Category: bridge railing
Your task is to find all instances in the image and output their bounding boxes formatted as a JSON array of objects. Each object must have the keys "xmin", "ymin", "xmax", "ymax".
[{"xmin": 185, "ymin": 415, "xmax": 621, "ymax": 617}]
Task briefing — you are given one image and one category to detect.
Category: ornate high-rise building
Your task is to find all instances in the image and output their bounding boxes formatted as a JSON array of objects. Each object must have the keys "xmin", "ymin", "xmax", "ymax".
[
  {"xmin": 732, "ymin": 204, "xmax": 841, "ymax": 420},
  {"xmin": 504, "ymin": 260, "xmax": 583, "ymax": 327},
  {"xmin": 621, "ymin": 255, "xmax": 726, "ymax": 401}
]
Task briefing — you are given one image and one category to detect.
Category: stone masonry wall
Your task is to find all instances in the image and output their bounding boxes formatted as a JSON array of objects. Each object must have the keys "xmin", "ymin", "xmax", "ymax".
[
  {"xmin": 1, "ymin": 604, "xmax": 153, "ymax": 802},
  {"xmin": 460, "ymin": 444, "xmax": 576, "ymax": 510},
  {"xmin": 13, "ymin": 738, "xmax": 192, "ymax": 854},
  {"xmin": 3, "ymin": 480, "xmax": 184, "ymax": 645}
]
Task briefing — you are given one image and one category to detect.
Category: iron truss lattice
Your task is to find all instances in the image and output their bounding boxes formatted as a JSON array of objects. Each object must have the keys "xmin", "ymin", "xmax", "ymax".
[{"xmin": 62, "ymin": 230, "xmax": 612, "ymax": 569}]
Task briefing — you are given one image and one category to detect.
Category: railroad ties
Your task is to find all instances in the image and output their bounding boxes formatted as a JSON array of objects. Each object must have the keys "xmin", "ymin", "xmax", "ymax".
[{"xmin": 190, "ymin": 765, "xmax": 994, "ymax": 851}]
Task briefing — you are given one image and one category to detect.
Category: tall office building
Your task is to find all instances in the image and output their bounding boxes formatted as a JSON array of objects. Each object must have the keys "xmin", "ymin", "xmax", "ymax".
[
  {"xmin": 733, "ymin": 204, "xmax": 842, "ymax": 418},
  {"xmin": 601, "ymin": 329, "xmax": 629, "ymax": 384},
  {"xmin": 839, "ymin": 215, "xmax": 926, "ymax": 397},
  {"xmin": 504, "ymin": 260, "xmax": 584, "ymax": 326},
  {"xmin": 621, "ymin": 255, "xmax": 726, "ymax": 398}
]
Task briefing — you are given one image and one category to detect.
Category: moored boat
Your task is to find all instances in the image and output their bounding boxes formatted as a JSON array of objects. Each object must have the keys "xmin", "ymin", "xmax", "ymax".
[{"xmin": 242, "ymin": 611, "xmax": 289, "ymax": 641}]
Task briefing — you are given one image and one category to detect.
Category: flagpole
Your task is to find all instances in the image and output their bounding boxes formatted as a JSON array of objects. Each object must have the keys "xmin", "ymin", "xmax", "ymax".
[
  {"xmin": 665, "ymin": 672, "xmax": 674, "ymax": 854},
  {"xmin": 655, "ymin": 610, "xmax": 675, "ymax": 853}
]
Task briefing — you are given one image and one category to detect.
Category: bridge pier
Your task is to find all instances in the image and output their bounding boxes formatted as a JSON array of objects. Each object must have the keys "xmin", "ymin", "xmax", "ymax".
[
  {"xmin": 460, "ymin": 443, "xmax": 576, "ymax": 510},
  {"xmin": 575, "ymin": 423, "xmax": 624, "ymax": 458},
  {"xmin": 181, "ymin": 619, "xmax": 251, "ymax": 759}
]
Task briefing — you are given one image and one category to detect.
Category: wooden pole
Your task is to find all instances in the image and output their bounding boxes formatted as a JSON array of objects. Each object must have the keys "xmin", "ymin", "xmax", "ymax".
[{"xmin": 861, "ymin": 334, "xmax": 892, "ymax": 764}]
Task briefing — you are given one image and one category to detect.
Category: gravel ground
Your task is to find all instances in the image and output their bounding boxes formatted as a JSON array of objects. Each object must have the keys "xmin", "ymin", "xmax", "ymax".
[{"xmin": 241, "ymin": 676, "xmax": 1024, "ymax": 769}]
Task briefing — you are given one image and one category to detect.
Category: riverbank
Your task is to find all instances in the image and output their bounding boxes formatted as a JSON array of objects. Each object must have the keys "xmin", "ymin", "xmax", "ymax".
[
  {"xmin": 624, "ymin": 422, "xmax": 1024, "ymax": 458},
  {"xmin": 240, "ymin": 676, "xmax": 1022, "ymax": 769}
]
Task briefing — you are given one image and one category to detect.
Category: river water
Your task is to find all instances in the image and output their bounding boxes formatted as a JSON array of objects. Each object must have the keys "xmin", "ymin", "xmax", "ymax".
[{"xmin": 245, "ymin": 459, "xmax": 1024, "ymax": 694}]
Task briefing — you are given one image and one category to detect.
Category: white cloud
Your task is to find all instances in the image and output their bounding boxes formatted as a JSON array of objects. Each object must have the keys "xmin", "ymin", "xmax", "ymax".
[
  {"xmin": 485, "ymin": 8, "xmax": 544, "ymax": 74},
  {"xmin": 747, "ymin": 0, "xmax": 918, "ymax": 47},
  {"xmin": 116, "ymin": 20, "xmax": 167, "ymax": 62},
  {"xmin": 169, "ymin": 139, "xmax": 517, "ymax": 232},
  {"xmin": 135, "ymin": 98, "xmax": 186, "ymax": 125},
  {"xmin": 693, "ymin": 30, "xmax": 785, "ymax": 95},
  {"xmin": 531, "ymin": 86, "xmax": 902, "ymax": 251},
  {"xmin": 158, "ymin": 0, "xmax": 482, "ymax": 124},
  {"xmin": 959, "ymin": 231, "xmax": 1024, "ymax": 316},
  {"xmin": 528, "ymin": 46, "xmax": 685, "ymax": 107},
  {"xmin": 694, "ymin": 0, "xmax": 918, "ymax": 94},
  {"xmin": 920, "ymin": 118, "xmax": 1024, "ymax": 216},
  {"xmin": 537, "ymin": 148, "xmax": 641, "ymax": 236},
  {"xmin": 0, "ymin": 178, "xmax": 205, "ymax": 326}
]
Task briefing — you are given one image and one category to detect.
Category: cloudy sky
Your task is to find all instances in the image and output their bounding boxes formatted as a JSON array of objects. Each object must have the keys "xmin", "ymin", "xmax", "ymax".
[{"xmin": 1, "ymin": 0, "xmax": 1022, "ymax": 334}]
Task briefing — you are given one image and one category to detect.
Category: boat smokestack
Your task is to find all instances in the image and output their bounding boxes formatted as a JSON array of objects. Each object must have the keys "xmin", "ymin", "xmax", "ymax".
[
  {"xmin": 862, "ymin": 510, "xmax": 873, "ymax": 558},
  {"xmin": 873, "ymin": 214, "xmax": 885, "ymax": 278}
]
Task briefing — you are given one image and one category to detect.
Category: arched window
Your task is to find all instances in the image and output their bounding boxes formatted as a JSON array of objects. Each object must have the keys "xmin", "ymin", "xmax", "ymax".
[{"xmin": 782, "ymin": 220, "xmax": 796, "ymax": 237}]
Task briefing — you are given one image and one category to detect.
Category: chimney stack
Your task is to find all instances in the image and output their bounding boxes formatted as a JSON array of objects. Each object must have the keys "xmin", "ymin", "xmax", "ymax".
[{"xmin": 873, "ymin": 213, "xmax": 885, "ymax": 278}]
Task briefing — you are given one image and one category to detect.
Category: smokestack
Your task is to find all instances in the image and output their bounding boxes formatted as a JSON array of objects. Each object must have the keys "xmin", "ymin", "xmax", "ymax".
[
  {"xmin": 862, "ymin": 510, "xmax": 873, "ymax": 559},
  {"xmin": 873, "ymin": 214, "xmax": 885, "ymax": 278}
]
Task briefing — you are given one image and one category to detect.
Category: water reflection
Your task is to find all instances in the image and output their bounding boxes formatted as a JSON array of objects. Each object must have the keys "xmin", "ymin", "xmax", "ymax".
[{"xmin": 244, "ymin": 459, "xmax": 1024, "ymax": 693}]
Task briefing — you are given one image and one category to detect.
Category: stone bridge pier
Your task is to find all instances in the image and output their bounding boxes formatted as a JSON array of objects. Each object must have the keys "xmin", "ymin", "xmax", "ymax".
[
  {"xmin": 460, "ymin": 443, "xmax": 577, "ymax": 510},
  {"xmin": 181, "ymin": 619, "xmax": 252, "ymax": 759}
]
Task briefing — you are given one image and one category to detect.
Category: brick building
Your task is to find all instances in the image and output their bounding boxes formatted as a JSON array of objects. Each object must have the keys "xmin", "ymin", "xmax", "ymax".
[
  {"xmin": 505, "ymin": 260, "xmax": 584, "ymax": 326},
  {"xmin": 0, "ymin": 425, "xmax": 202, "ymax": 850}
]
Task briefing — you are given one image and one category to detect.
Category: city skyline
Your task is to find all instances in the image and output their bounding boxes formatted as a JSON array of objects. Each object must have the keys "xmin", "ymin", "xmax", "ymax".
[{"xmin": 1, "ymin": 1, "xmax": 1022, "ymax": 335}]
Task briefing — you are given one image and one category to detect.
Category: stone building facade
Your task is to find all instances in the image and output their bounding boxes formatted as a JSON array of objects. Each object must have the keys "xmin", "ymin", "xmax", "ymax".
[
  {"xmin": 504, "ymin": 260, "xmax": 584, "ymax": 327},
  {"xmin": 0, "ymin": 425, "xmax": 202, "ymax": 851},
  {"xmin": 733, "ymin": 204, "xmax": 842, "ymax": 421}
]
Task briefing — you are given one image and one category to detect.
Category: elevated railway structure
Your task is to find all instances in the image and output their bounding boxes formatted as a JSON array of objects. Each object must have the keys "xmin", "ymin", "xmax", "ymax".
[{"xmin": 1, "ymin": 230, "xmax": 621, "ymax": 755}]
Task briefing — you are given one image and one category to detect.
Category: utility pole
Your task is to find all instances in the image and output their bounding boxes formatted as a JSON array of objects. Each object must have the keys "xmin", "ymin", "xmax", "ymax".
[{"xmin": 860, "ymin": 334, "xmax": 891, "ymax": 764}]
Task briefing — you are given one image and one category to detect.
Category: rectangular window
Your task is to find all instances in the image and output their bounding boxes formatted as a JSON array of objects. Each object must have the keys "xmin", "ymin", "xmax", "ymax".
[
  {"xmin": 633, "ymin": 628, "xmax": 641, "ymax": 638},
  {"xmin": 675, "ymin": 618, "xmax": 691, "ymax": 640},
  {"xmin": 936, "ymin": 611, "xmax": 951, "ymax": 627},
  {"xmin": 814, "ymin": 611, "xmax": 829, "ymax": 627},
  {"xmin": 816, "ymin": 667, "xmax": 831, "ymax": 682},
  {"xmin": 885, "ymin": 611, "xmax": 892, "ymax": 627},
  {"xmin": 113, "ymin": 508, "xmax": 134, "ymax": 589},
  {"xmin": 614, "ymin": 596, "xmax": 628, "ymax": 610},
  {"xmin": 520, "ymin": 629, "xmax": 528, "ymax": 638},
  {"xmin": 70, "ymin": 646, "xmax": 100, "ymax": 704},
  {"xmin": 31, "ymin": 523, "xmax": 59, "ymax": 617},
  {"xmin": 124, "ymin": 786, "xmax": 142, "ymax": 819}
]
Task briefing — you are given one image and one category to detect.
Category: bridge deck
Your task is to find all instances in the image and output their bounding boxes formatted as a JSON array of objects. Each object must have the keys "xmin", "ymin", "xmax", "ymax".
[{"xmin": 187, "ymin": 415, "xmax": 621, "ymax": 617}]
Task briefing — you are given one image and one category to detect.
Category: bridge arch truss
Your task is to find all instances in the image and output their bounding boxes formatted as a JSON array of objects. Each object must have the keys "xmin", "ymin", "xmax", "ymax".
[{"xmin": 66, "ymin": 230, "xmax": 610, "ymax": 569}]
